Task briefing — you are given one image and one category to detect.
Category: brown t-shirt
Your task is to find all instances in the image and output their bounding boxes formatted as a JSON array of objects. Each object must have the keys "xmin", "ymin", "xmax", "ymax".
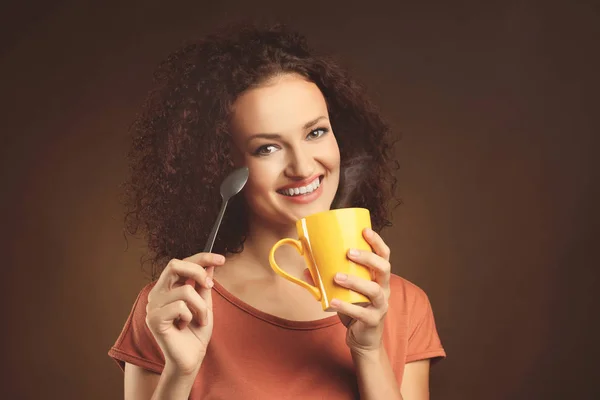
[{"xmin": 108, "ymin": 274, "xmax": 445, "ymax": 399}]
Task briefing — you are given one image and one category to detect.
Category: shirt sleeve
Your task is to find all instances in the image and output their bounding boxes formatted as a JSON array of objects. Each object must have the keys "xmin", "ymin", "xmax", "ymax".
[
  {"xmin": 108, "ymin": 282, "xmax": 165, "ymax": 374},
  {"xmin": 405, "ymin": 284, "xmax": 446, "ymax": 364}
]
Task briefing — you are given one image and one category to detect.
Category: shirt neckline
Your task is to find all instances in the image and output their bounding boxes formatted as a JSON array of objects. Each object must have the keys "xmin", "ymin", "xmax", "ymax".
[{"xmin": 213, "ymin": 279, "xmax": 341, "ymax": 330}]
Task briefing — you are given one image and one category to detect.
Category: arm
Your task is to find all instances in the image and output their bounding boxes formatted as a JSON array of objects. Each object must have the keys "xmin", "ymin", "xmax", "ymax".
[
  {"xmin": 330, "ymin": 229, "xmax": 436, "ymax": 400},
  {"xmin": 119, "ymin": 255, "xmax": 223, "ymax": 399},
  {"xmin": 352, "ymin": 347, "xmax": 403, "ymax": 400},
  {"xmin": 399, "ymin": 360, "xmax": 431, "ymax": 400},
  {"xmin": 353, "ymin": 349, "xmax": 431, "ymax": 400},
  {"xmin": 124, "ymin": 362, "xmax": 199, "ymax": 400}
]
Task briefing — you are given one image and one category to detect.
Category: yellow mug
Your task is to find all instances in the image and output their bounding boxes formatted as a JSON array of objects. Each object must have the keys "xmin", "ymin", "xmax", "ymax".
[{"xmin": 269, "ymin": 208, "xmax": 373, "ymax": 311}]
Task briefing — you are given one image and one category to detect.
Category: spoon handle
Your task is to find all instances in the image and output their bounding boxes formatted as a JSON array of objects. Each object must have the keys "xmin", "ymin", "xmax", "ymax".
[{"xmin": 204, "ymin": 198, "xmax": 228, "ymax": 253}]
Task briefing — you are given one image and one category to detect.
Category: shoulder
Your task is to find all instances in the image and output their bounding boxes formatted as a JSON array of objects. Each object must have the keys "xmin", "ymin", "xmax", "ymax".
[
  {"xmin": 388, "ymin": 273, "xmax": 431, "ymax": 311},
  {"xmin": 108, "ymin": 280, "xmax": 165, "ymax": 373},
  {"xmin": 386, "ymin": 275, "xmax": 446, "ymax": 363},
  {"xmin": 128, "ymin": 281, "xmax": 159, "ymax": 316},
  {"xmin": 387, "ymin": 274, "xmax": 436, "ymax": 328},
  {"xmin": 140, "ymin": 281, "xmax": 158, "ymax": 299}
]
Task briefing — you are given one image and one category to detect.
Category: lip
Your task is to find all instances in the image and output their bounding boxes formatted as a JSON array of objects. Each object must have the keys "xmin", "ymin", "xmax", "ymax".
[
  {"xmin": 277, "ymin": 174, "xmax": 322, "ymax": 190},
  {"xmin": 277, "ymin": 177, "xmax": 324, "ymax": 204}
]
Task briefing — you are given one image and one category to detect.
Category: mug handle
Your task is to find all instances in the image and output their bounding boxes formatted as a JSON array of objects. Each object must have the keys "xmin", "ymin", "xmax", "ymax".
[{"xmin": 269, "ymin": 238, "xmax": 322, "ymax": 302}]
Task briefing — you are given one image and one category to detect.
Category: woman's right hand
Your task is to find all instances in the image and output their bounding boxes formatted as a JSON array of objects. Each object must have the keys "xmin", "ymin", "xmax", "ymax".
[{"xmin": 145, "ymin": 252, "xmax": 225, "ymax": 376}]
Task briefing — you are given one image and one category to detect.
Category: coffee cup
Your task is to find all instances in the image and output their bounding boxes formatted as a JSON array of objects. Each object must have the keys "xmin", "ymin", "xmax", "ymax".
[{"xmin": 268, "ymin": 208, "xmax": 373, "ymax": 311}]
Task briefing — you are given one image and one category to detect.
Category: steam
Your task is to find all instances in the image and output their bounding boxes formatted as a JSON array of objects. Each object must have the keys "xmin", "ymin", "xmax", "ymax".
[{"xmin": 333, "ymin": 154, "xmax": 373, "ymax": 209}]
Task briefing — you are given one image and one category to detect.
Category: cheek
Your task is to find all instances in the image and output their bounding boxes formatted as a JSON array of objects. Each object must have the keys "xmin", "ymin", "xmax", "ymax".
[
  {"xmin": 324, "ymin": 136, "xmax": 341, "ymax": 168},
  {"xmin": 244, "ymin": 160, "xmax": 277, "ymax": 194},
  {"xmin": 243, "ymin": 176, "xmax": 269, "ymax": 209}
]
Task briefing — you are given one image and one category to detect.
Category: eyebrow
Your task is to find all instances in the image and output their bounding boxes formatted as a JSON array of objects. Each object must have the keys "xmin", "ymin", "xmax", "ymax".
[{"xmin": 246, "ymin": 116, "xmax": 328, "ymax": 144}]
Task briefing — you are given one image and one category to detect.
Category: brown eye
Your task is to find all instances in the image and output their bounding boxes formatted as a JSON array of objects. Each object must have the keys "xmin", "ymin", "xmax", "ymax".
[
  {"xmin": 254, "ymin": 144, "xmax": 278, "ymax": 156},
  {"xmin": 307, "ymin": 128, "xmax": 329, "ymax": 140}
]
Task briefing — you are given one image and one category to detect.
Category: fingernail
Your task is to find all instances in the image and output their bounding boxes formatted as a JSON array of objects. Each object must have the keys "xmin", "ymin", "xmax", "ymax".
[
  {"xmin": 365, "ymin": 228, "xmax": 373, "ymax": 237},
  {"xmin": 348, "ymin": 249, "xmax": 359, "ymax": 257},
  {"xmin": 335, "ymin": 273, "xmax": 348, "ymax": 281},
  {"xmin": 330, "ymin": 299, "xmax": 341, "ymax": 307},
  {"xmin": 214, "ymin": 255, "xmax": 225, "ymax": 264},
  {"xmin": 206, "ymin": 277, "xmax": 214, "ymax": 288}
]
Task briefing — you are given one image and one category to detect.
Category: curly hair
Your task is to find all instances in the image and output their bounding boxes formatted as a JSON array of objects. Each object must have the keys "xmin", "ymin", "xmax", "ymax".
[{"xmin": 123, "ymin": 23, "xmax": 399, "ymax": 280}]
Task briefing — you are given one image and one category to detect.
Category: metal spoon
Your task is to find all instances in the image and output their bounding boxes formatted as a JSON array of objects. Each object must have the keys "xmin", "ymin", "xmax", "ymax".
[
  {"xmin": 203, "ymin": 166, "xmax": 250, "ymax": 253},
  {"xmin": 182, "ymin": 167, "xmax": 248, "ymax": 294}
]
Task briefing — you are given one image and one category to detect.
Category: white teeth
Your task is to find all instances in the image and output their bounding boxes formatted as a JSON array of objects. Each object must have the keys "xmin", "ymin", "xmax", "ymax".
[{"xmin": 279, "ymin": 177, "xmax": 321, "ymax": 197}]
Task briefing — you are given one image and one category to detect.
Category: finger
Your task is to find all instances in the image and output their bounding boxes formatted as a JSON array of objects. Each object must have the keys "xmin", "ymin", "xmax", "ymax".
[
  {"xmin": 197, "ymin": 273, "xmax": 214, "ymax": 311},
  {"xmin": 334, "ymin": 273, "xmax": 388, "ymax": 309},
  {"xmin": 182, "ymin": 254, "xmax": 223, "ymax": 289},
  {"xmin": 155, "ymin": 258, "xmax": 204, "ymax": 291},
  {"xmin": 206, "ymin": 266, "xmax": 215, "ymax": 279},
  {"xmin": 329, "ymin": 299, "xmax": 381, "ymax": 327},
  {"xmin": 362, "ymin": 228, "xmax": 391, "ymax": 262},
  {"xmin": 191, "ymin": 265, "xmax": 217, "ymax": 302},
  {"xmin": 147, "ymin": 300, "xmax": 193, "ymax": 332},
  {"xmin": 155, "ymin": 285, "xmax": 209, "ymax": 326},
  {"xmin": 184, "ymin": 252, "xmax": 225, "ymax": 266},
  {"xmin": 156, "ymin": 255, "xmax": 222, "ymax": 291},
  {"xmin": 347, "ymin": 248, "xmax": 391, "ymax": 286},
  {"xmin": 337, "ymin": 313, "xmax": 355, "ymax": 329}
]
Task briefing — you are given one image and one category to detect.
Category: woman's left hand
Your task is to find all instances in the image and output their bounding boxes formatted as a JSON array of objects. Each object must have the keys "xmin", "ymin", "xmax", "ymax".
[{"xmin": 331, "ymin": 227, "xmax": 391, "ymax": 354}]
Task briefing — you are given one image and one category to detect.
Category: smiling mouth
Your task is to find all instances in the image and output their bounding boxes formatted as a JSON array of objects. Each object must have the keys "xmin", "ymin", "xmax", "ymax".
[{"xmin": 276, "ymin": 175, "xmax": 323, "ymax": 197}]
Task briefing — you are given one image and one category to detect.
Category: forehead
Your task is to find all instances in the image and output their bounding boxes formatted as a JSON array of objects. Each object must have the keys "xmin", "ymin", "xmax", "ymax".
[{"xmin": 230, "ymin": 74, "xmax": 328, "ymax": 136}]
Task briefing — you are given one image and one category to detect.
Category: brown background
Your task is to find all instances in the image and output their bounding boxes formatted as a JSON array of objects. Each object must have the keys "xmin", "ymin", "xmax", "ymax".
[{"xmin": 1, "ymin": 0, "xmax": 598, "ymax": 399}]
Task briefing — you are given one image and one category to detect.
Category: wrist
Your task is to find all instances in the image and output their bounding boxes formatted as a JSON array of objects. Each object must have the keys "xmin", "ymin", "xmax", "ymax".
[
  {"xmin": 163, "ymin": 359, "xmax": 203, "ymax": 379},
  {"xmin": 151, "ymin": 361, "xmax": 203, "ymax": 400},
  {"xmin": 350, "ymin": 346, "xmax": 384, "ymax": 364}
]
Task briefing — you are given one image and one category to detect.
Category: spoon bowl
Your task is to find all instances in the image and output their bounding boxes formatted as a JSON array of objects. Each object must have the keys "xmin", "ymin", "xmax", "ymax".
[{"xmin": 220, "ymin": 166, "xmax": 250, "ymax": 200}]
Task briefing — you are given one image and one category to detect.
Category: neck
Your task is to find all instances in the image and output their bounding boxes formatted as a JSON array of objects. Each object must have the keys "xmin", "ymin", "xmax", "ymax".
[{"xmin": 227, "ymin": 213, "xmax": 307, "ymax": 279}]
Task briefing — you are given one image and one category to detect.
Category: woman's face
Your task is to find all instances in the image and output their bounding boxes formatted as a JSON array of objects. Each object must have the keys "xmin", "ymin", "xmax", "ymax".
[{"xmin": 230, "ymin": 73, "xmax": 341, "ymax": 227}]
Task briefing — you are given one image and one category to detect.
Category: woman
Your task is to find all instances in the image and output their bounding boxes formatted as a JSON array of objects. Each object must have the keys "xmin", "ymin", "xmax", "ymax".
[{"xmin": 109, "ymin": 23, "xmax": 446, "ymax": 399}]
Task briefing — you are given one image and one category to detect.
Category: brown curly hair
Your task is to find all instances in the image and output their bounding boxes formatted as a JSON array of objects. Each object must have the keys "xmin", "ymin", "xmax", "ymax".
[{"xmin": 123, "ymin": 23, "xmax": 399, "ymax": 280}]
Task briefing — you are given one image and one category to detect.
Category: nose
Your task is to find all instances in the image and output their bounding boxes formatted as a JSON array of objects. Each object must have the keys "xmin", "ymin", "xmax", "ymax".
[{"xmin": 284, "ymin": 145, "xmax": 316, "ymax": 179}]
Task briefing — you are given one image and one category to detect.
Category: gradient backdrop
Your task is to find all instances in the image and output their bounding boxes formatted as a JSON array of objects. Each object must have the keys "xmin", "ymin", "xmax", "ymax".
[{"xmin": 1, "ymin": 0, "xmax": 598, "ymax": 399}]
